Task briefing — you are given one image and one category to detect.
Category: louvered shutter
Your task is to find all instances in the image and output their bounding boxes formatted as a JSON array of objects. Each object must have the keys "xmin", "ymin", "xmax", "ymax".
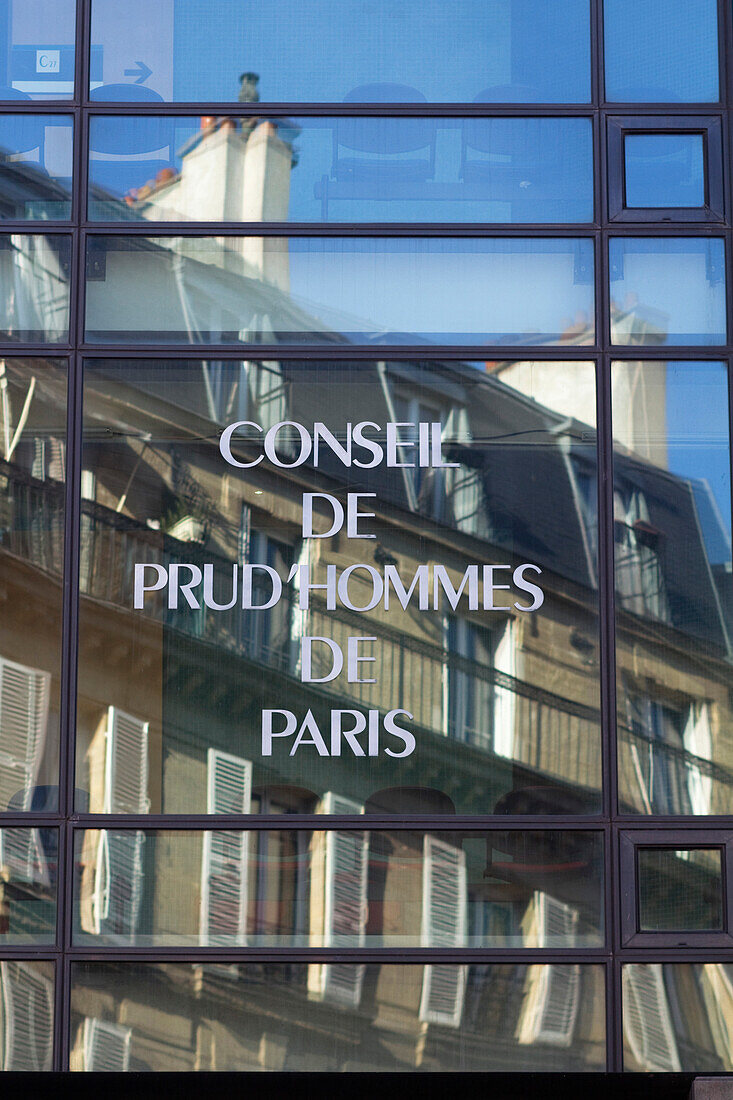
[
  {"xmin": 419, "ymin": 836, "xmax": 467, "ymax": 1028},
  {"xmin": 0, "ymin": 659, "xmax": 51, "ymax": 885},
  {"xmin": 623, "ymin": 964, "xmax": 681, "ymax": 1071},
  {"xmin": 684, "ymin": 702, "xmax": 713, "ymax": 815},
  {"xmin": 103, "ymin": 707, "xmax": 149, "ymax": 814},
  {"xmin": 0, "ymin": 961, "xmax": 53, "ymax": 1071},
  {"xmin": 82, "ymin": 1017, "xmax": 131, "ymax": 1072},
  {"xmin": 0, "ymin": 657, "xmax": 50, "ymax": 810},
  {"xmin": 200, "ymin": 749, "xmax": 252, "ymax": 945},
  {"xmin": 517, "ymin": 893, "xmax": 581, "ymax": 1047},
  {"xmin": 92, "ymin": 707, "xmax": 149, "ymax": 937},
  {"xmin": 310, "ymin": 793, "xmax": 369, "ymax": 1007},
  {"xmin": 492, "ymin": 620, "xmax": 516, "ymax": 759}
]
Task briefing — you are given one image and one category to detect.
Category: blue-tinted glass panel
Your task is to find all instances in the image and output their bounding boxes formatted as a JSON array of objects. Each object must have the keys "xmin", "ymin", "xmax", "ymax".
[
  {"xmin": 612, "ymin": 361, "xmax": 733, "ymax": 815},
  {"xmin": 0, "ymin": 0, "xmax": 78, "ymax": 101},
  {"xmin": 89, "ymin": 0, "xmax": 591, "ymax": 103},
  {"xmin": 88, "ymin": 116, "xmax": 593, "ymax": 224},
  {"xmin": 84, "ymin": 236, "xmax": 594, "ymax": 346},
  {"xmin": 604, "ymin": 0, "xmax": 719, "ymax": 102},
  {"xmin": 624, "ymin": 134, "xmax": 705, "ymax": 208},
  {"xmin": 0, "ymin": 235, "xmax": 70, "ymax": 341},
  {"xmin": 0, "ymin": 115, "xmax": 73, "ymax": 220},
  {"xmin": 609, "ymin": 239, "xmax": 725, "ymax": 345}
]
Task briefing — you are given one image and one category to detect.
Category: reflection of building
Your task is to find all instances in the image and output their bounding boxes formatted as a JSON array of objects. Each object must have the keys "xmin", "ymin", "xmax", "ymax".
[{"xmin": 1, "ymin": 4, "xmax": 733, "ymax": 1075}]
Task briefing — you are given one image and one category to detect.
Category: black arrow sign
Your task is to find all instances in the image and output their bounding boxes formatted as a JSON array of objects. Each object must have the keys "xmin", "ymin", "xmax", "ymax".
[{"xmin": 124, "ymin": 60, "xmax": 152, "ymax": 84}]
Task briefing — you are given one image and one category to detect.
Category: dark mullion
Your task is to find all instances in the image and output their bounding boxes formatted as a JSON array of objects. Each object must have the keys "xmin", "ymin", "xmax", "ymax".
[
  {"xmin": 74, "ymin": 343, "xmax": 733, "ymax": 359},
  {"xmin": 77, "ymin": 102, "xmax": 725, "ymax": 117},
  {"xmin": 78, "ymin": 223, "xmax": 727, "ymax": 236},
  {"xmin": 81, "ymin": 221, "xmax": 601, "ymax": 233},
  {"xmin": 63, "ymin": 948, "xmax": 611, "ymax": 964},
  {"xmin": 80, "ymin": 224, "xmax": 600, "ymax": 237},
  {"xmin": 46, "ymin": 813, "xmax": 733, "ymax": 829},
  {"xmin": 78, "ymin": 102, "xmax": 599, "ymax": 117},
  {"xmin": 74, "ymin": 345, "xmax": 733, "ymax": 360},
  {"xmin": 65, "ymin": 815, "xmax": 610, "ymax": 830},
  {"xmin": 78, "ymin": 344, "xmax": 606, "ymax": 359}
]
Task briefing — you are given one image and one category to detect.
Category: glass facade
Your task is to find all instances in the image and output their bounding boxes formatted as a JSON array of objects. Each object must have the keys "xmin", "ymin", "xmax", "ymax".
[{"xmin": 0, "ymin": 0, "xmax": 731, "ymax": 1078}]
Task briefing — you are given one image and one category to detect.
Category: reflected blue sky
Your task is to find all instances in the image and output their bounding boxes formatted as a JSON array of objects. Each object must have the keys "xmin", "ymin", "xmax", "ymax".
[
  {"xmin": 90, "ymin": 0, "xmax": 590, "ymax": 103},
  {"xmin": 665, "ymin": 362, "xmax": 731, "ymax": 552}
]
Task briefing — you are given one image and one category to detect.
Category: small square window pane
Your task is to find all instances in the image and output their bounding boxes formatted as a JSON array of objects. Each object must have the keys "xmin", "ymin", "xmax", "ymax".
[
  {"xmin": 625, "ymin": 134, "xmax": 705, "ymax": 208},
  {"xmin": 638, "ymin": 848, "xmax": 723, "ymax": 931}
]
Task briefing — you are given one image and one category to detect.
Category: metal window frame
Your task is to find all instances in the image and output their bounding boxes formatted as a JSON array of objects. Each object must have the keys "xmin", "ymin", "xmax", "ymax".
[
  {"xmin": 0, "ymin": 0, "xmax": 730, "ymax": 1075},
  {"xmin": 619, "ymin": 830, "xmax": 733, "ymax": 948},
  {"xmin": 607, "ymin": 115, "xmax": 725, "ymax": 222}
]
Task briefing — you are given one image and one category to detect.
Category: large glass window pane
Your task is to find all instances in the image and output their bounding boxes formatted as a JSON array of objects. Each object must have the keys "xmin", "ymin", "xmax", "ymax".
[
  {"xmin": 70, "ymin": 962, "xmax": 606, "ymax": 1071},
  {"xmin": 637, "ymin": 848, "xmax": 723, "ymax": 931},
  {"xmin": 0, "ymin": 236, "xmax": 70, "ymax": 342},
  {"xmin": 84, "ymin": 237, "xmax": 595, "ymax": 346},
  {"xmin": 0, "ymin": 960, "xmax": 54, "ymax": 1070},
  {"xmin": 0, "ymin": 0, "xmax": 77, "ymax": 101},
  {"xmin": 604, "ymin": 0, "xmax": 719, "ymax": 103},
  {"xmin": 89, "ymin": 0, "xmax": 590, "ymax": 104},
  {"xmin": 609, "ymin": 239, "xmax": 725, "ymax": 346},
  {"xmin": 0, "ymin": 359, "xmax": 66, "ymax": 812},
  {"xmin": 88, "ymin": 116, "xmax": 593, "ymax": 225},
  {"xmin": 72, "ymin": 828, "xmax": 603, "ymax": 947},
  {"xmin": 623, "ymin": 963, "xmax": 733, "ymax": 1071},
  {"xmin": 0, "ymin": 116, "xmax": 73, "ymax": 220},
  {"xmin": 612, "ymin": 361, "xmax": 733, "ymax": 815},
  {"xmin": 77, "ymin": 358, "xmax": 601, "ymax": 815},
  {"xmin": 624, "ymin": 133, "xmax": 705, "ymax": 209}
]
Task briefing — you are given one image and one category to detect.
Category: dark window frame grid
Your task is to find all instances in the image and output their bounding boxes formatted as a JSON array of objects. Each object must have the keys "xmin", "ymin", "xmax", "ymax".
[
  {"xmin": 607, "ymin": 115, "xmax": 725, "ymax": 222},
  {"xmin": 0, "ymin": 0, "xmax": 729, "ymax": 1073},
  {"xmin": 619, "ymin": 830, "xmax": 733, "ymax": 948}
]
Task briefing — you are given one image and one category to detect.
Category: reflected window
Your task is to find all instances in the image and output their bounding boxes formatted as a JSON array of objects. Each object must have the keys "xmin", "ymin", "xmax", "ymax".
[
  {"xmin": 608, "ymin": 117, "xmax": 723, "ymax": 223},
  {"xmin": 638, "ymin": 848, "xmax": 723, "ymax": 932},
  {"xmin": 89, "ymin": 0, "xmax": 591, "ymax": 104},
  {"xmin": 625, "ymin": 134, "xmax": 705, "ymax": 208}
]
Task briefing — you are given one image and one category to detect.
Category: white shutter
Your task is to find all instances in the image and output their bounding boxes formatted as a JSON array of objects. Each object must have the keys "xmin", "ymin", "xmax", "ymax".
[
  {"xmin": 92, "ymin": 707, "xmax": 149, "ymax": 937},
  {"xmin": 623, "ymin": 964, "xmax": 681, "ymax": 1071},
  {"xmin": 0, "ymin": 961, "xmax": 53, "ymax": 1071},
  {"xmin": 517, "ymin": 894, "xmax": 581, "ymax": 1047},
  {"xmin": 419, "ymin": 836, "xmax": 467, "ymax": 1028},
  {"xmin": 82, "ymin": 1018, "xmax": 131, "ymax": 1072},
  {"xmin": 200, "ymin": 749, "xmax": 252, "ymax": 945},
  {"xmin": 0, "ymin": 657, "xmax": 50, "ymax": 810},
  {"xmin": 684, "ymin": 702, "xmax": 713, "ymax": 815},
  {"xmin": 310, "ymin": 793, "xmax": 369, "ymax": 1007},
  {"xmin": 492, "ymin": 620, "xmax": 516, "ymax": 759},
  {"xmin": 103, "ymin": 707, "xmax": 149, "ymax": 814}
]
